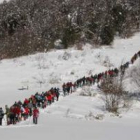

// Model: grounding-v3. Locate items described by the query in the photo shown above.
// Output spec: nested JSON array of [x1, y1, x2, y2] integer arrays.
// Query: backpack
[[20, 107, 25, 114]]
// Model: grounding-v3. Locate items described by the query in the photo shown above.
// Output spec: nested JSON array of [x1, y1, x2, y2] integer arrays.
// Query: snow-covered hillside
[[0, 33, 140, 107], [0, 33, 140, 140]]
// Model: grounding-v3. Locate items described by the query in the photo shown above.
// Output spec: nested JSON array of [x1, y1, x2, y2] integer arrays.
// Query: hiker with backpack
[[0, 107, 4, 125], [62, 83, 67, 96], [55, 88, 60, 101]]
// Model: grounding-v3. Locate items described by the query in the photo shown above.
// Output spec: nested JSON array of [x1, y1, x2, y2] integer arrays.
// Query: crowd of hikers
[[0, 50, 140, 126], [0, 88, 60, 126], [62, 51, 140, 92]]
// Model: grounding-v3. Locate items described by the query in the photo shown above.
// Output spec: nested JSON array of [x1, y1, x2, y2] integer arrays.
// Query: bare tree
[[100, 74, 127, 113], [130, 62, 140, 92], [33, 73, 46, 88]]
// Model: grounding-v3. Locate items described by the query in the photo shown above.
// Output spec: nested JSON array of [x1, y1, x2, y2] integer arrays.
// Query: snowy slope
[[0, 113, 140, 140], [0, 33, 140, 140], [0, 33, 140, 108]]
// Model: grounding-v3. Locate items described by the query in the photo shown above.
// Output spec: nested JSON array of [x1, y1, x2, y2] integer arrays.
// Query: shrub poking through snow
[[95, 114, 104, 120], [49, 76, 61, 84], [62, 52, 71, 60], [79, 86, 97, 97], [102, 56, 114, 68], [33, 73, 46, 87], [85, 111, 95, 120], [130, 62, 140, 92], [100, 76, 129, 113], [70, 71, 75, 75], [85, 112, 104, 120], [65, 108, 71, 117], [35, 54, 48, 69]]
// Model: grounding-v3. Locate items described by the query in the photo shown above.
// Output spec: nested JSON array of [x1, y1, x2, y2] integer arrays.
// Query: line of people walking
[[0, 50, 140, 126], [0, 87, 60, 126], [62, 50, 140, 95]]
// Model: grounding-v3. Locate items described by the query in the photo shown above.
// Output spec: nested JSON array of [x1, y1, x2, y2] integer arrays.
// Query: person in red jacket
[[47, 93, 52, 105], [33, 107, 39, 124], [14, 105, 21, 122], [24, 98, 29, 106], [24, 106, 29, 120]]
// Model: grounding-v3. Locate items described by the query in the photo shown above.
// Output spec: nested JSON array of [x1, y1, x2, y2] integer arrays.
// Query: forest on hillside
[[0, 0, 139, 58]]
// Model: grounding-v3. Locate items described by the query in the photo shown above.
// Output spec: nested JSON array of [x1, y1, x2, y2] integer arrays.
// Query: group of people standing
[[0, 50, 140, 126]]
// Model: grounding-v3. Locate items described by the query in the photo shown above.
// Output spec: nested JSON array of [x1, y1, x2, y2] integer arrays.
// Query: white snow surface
[[0, 33, 140, 140]]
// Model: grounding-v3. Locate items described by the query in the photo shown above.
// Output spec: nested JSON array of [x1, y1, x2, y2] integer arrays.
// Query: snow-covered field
[[0, 33, 140, 140]]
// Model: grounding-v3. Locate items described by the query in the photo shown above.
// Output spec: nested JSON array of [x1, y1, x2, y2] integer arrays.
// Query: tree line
[[0, 0, 139, 58]]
